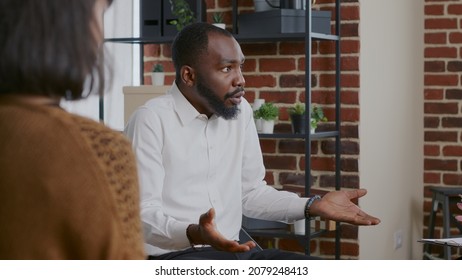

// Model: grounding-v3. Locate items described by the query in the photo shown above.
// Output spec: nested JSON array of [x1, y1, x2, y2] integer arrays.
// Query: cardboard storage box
[[238, 9, 331, 35], [123, 86, 167, 124]]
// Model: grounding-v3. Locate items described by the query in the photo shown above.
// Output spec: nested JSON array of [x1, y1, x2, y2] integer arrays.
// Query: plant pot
[[261, 119, 275, 134], [255, 118, 263, 133], [294, 219, 306, 235], [254, 0, 279, 12], [212, 23, 226, 29], [310, 118, 316, 134], [290, 113, 306, 134], [280, 0, 304, 9], [151, 72, 165, 86]]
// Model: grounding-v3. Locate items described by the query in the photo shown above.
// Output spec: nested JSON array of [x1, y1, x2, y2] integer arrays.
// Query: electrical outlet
[[394, 230, 403, 250]]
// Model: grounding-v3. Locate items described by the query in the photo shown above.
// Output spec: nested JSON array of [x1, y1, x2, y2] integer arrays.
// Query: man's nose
[[235, 69, 245, 88]]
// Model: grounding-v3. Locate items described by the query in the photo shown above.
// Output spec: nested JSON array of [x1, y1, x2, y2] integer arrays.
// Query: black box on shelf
[[312, 10, 331, 34], [238, 9, 331, 35], [140, 0, 162, 37]]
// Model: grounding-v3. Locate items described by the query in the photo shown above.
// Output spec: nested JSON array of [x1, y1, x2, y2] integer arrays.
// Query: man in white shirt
[[124, 22, 380, 260]]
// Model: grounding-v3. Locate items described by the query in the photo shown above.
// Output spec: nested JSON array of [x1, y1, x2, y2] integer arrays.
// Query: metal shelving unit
[[231, 0, 342, 258]]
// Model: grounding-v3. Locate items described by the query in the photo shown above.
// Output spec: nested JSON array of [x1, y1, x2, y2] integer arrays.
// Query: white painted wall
[[62, 0, 140, 131], [359, 0, 424, 259], [102, 0, 138, 130]]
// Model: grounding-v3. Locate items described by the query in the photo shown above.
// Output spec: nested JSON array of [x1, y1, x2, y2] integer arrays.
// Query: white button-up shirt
[[124, 84, 308, 256]]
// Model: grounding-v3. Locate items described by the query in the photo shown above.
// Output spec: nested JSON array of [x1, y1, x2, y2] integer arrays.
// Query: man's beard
[[196, 77, 242, 120]]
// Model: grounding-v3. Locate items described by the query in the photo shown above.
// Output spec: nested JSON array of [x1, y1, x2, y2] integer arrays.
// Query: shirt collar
[[169, 82, 209, 126]]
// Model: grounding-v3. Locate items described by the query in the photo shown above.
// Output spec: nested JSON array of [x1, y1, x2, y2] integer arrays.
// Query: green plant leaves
[[255, 102, 279, 121]]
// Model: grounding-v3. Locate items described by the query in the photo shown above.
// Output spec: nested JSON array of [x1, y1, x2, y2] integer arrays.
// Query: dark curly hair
[[0, 0, 113, 100]]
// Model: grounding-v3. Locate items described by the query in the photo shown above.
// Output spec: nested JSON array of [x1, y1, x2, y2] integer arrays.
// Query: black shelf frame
[[245, 227, 327, 249], [258, 131, 339, 140], [104, 32, 339, 44], [230, 0, 342, 258], [303, 0, 342, 260]]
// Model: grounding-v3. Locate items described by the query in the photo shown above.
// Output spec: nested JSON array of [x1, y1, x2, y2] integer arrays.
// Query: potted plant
[[252, 99, 265, 132], [255, 102, 279, 134], [151, 63, 165, 86], [212, 12, 225, 29], [288, 103, 327, 134], [169, 0, 195, 31], [288, 102, 306, 134], [254, 110, 262, 133], [310, 104, 327, 133]]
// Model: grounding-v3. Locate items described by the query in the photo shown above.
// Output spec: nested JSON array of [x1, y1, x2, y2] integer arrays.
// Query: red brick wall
[[423, 0, 462, 256], [143, 0, 361, 259]]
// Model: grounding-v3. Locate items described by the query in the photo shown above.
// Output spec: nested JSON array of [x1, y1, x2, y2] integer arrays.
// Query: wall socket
[[394, 229, 403, 250]]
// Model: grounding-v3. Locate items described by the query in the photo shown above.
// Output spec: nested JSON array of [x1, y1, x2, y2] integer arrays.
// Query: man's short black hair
[[171, 22, 234, 81]]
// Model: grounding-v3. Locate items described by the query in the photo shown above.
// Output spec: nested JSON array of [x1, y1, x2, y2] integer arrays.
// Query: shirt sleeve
[[240, 103, 308, 223], [124, 107, 190, 250]]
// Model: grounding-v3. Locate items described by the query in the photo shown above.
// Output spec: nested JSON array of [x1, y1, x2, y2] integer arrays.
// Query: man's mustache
[[224, 86, 244, 100]]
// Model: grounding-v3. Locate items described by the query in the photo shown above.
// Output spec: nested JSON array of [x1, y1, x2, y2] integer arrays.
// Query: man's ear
[[180, 65, 195, 87]]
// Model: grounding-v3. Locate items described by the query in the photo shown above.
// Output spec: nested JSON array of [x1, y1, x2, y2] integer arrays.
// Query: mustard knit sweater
[[0, 96, 145, 259]]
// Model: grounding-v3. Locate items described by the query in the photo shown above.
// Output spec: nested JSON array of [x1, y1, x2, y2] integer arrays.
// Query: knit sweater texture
[[0, 96, 145, 259]]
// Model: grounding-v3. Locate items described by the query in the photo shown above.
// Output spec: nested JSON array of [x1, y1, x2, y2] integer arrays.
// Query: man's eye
[[222, 67, 231, 73]]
